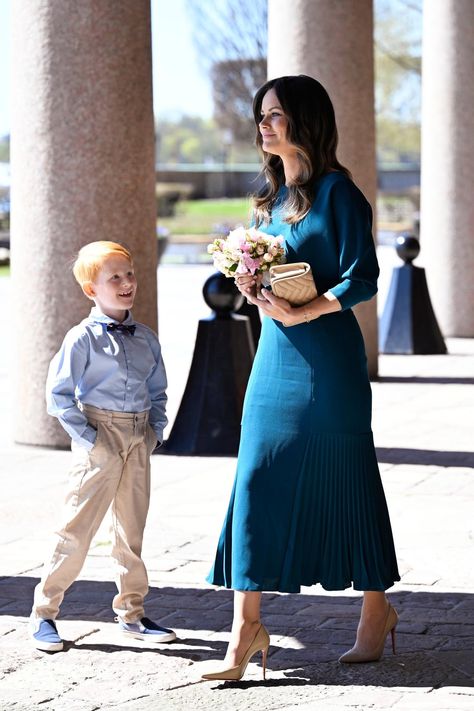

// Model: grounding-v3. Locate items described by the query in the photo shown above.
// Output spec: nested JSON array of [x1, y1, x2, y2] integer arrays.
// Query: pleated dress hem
[[206, 432, 400, 595], [205, 573, 400, 595]]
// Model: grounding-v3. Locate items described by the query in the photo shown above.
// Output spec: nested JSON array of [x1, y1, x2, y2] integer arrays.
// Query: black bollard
[[234, 298, 261, 351], [379, 234, 447, 354], [162, 272, 256, 456]]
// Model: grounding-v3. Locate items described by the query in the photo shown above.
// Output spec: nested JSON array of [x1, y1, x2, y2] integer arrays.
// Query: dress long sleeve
[[327, 179, 379, 311]]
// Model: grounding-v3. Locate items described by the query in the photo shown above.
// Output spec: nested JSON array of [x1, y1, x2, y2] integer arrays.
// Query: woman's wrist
[[296, 304, 319, 324], [282, 304, 319, 327], [282, 293, 341, 326]]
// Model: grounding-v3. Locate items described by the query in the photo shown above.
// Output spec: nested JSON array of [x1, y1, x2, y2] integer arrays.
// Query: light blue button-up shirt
[[46, 307, 168, 450]]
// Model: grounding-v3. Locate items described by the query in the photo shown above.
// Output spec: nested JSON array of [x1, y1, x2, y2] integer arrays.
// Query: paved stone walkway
[[0, 261, 473, 710]]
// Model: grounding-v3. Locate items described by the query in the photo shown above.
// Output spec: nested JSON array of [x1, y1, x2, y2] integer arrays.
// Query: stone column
[[268, 0, 378, 376], [11, 0, 157, 447], [420, 0, 474, 336]]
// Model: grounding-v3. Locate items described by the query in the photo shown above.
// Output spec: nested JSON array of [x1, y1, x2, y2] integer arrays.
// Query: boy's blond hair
[[73, 241, 133, 286]]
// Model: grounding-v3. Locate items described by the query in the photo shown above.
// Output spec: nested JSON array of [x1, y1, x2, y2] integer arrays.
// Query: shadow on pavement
[[378, 376, 474, 385], [375, 447, 474, 467], [1, 577, 473, 688], [64, 641, 214, 663]]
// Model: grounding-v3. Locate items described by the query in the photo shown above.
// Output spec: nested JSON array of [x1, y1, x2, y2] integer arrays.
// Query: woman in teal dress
[[202, 75, 399, 682]]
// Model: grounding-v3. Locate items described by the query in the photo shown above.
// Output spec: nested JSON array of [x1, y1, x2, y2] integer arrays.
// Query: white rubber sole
[[32, 638, 64, 652], [120, 629, 176, 644]]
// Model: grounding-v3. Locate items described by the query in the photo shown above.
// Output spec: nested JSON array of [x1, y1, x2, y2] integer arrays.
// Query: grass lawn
[[159, 195, 413, 239], [159, 197, 252, 236]]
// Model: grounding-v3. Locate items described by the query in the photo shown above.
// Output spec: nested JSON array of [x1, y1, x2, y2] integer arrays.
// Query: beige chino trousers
[[32, 405, 157, 623]]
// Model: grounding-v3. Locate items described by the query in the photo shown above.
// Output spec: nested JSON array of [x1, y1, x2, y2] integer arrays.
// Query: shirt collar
[[88, 306, 135, 327]]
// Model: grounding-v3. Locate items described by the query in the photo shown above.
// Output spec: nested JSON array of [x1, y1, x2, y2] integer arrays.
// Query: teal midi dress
[[207, 172, 400, 593]]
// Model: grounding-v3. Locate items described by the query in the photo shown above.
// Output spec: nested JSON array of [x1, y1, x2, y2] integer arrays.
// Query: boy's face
[[84, 254, 137, 321]]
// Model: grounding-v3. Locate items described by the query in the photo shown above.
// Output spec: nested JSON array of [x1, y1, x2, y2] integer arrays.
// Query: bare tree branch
[[398, 0, 422, 13], [375, 40, 421, 75], [186, 0, 267, 69], [186, 0, 267, 144], [186, 0, 422, 161]]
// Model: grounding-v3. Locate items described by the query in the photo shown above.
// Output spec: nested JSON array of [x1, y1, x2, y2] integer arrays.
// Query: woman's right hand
[[235, 273, 263, 299]]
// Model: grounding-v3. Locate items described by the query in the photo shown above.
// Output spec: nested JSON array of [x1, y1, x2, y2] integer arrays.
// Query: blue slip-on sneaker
[[30, 618, 64, 652], [116, 616, 176, 643]]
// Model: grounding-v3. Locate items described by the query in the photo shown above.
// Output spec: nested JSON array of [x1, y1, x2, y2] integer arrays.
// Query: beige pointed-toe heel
[[338, 604, 398, 663], [201, 623, 270, 681]]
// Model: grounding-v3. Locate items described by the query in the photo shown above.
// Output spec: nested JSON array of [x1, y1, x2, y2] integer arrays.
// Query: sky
[[0, 0, 214, 138], [0, 0, 10, 137], [151, 0, 213, 119]]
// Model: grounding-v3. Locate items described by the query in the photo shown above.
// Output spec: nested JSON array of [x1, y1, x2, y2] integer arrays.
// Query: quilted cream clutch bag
[[269, 262, 318, 306]]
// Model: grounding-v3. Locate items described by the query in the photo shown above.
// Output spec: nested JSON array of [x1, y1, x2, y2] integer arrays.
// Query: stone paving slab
[[0, 266, 473, 709]]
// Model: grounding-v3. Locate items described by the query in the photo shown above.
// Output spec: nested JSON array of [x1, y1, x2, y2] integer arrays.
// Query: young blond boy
[[30, 241, 175, 651]]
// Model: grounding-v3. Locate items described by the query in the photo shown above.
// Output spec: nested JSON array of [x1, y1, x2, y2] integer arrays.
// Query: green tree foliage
[[156, 116, 222, 164], [165, 0, 423, 166], [375, 0, 422, 162], [0, 135, 10, 162], [155, 115, 259, 165]]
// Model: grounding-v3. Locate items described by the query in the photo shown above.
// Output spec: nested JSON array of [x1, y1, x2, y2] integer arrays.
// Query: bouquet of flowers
[[208, 226, 286, 279]]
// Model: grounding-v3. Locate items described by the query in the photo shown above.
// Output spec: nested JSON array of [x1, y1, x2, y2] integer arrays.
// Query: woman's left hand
[[245, 287, 301, 326]]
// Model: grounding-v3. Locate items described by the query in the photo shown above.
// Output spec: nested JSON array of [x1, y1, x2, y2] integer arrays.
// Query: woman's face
[[259, 88, 296, 158]]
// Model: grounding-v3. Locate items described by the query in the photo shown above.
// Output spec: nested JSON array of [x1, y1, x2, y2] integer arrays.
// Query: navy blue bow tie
[[107, 323, 136, 335]]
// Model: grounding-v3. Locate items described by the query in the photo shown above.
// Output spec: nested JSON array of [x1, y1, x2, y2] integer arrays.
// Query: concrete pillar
[[420, 0, 474, 336], [11, 0, 157, 447], [268, 0, 378, 376]]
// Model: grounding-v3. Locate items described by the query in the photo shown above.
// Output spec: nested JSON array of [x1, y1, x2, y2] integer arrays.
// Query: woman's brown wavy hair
[[252, 75, 351, 226]]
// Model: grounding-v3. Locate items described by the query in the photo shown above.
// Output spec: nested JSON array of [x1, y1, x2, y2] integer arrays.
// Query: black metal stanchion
[[379, 234, 447, 354], [161, 272, 256, 456], [234, 299, 261, 351]]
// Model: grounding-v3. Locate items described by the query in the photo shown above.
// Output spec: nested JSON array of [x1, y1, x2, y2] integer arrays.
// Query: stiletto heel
[[262, 646, 268, 680], [338, 604, 399, 664], [390, 626, 396, 655], [201, 623, 270, 681]]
